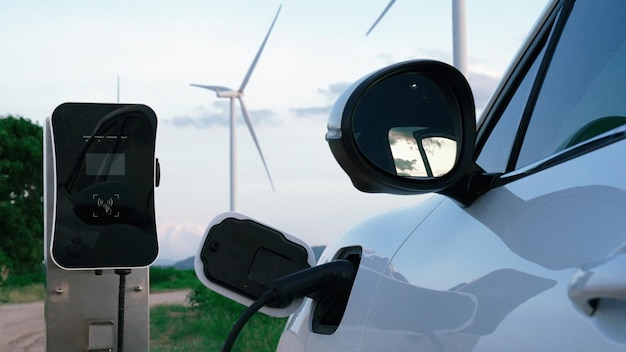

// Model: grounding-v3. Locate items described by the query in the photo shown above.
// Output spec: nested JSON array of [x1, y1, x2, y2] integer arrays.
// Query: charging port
[[311, 246, 362, 334]]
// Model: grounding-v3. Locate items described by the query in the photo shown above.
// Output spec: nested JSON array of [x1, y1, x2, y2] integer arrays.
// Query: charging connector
[[272, 259, 356, 308], [221, 259, 358, 352]]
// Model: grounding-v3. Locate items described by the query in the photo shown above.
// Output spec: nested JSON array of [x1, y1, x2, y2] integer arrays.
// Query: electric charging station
[[44, 103, 159, 351]]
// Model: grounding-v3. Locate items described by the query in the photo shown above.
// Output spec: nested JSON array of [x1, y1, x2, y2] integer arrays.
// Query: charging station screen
[[86, 153, 125, 176], [50, 103, 159, 269]]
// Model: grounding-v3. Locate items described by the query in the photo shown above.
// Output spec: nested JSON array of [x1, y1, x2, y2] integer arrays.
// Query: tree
[[0, 115, 43, 277]]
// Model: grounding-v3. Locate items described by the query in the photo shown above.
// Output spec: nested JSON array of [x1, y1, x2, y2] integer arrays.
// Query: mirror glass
[[388, 127, 457, 177], [352, 72, 462, 178]]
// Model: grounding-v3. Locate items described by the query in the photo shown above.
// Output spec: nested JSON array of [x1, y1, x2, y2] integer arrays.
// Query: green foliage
[[149, 267, 197, 292], [0, 283, 44, 304], [151, 283, 287, 351], [0, 115, 43, 277], [0, 262, 44, 304], [1, 268, 44, 287], [187, 281, 214, 308]]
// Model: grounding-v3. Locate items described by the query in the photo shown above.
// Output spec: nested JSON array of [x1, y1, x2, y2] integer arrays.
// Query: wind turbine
[[366, 0, 468, 76], [191, 5, 280, 211]]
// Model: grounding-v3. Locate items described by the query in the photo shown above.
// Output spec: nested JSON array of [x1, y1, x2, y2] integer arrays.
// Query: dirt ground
[[0, 290, 190, 352]]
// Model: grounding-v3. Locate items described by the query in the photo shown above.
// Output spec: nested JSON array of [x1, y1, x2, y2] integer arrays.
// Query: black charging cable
[[220, 259, 357, 352], [115, 268, 132, 352]]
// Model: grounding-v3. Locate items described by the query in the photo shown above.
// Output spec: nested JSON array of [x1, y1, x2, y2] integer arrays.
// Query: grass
[[150, 283, 287, 352], [0, 283, 45, 304], [0, 269, 45, 304], [149, 267, 287, 351]]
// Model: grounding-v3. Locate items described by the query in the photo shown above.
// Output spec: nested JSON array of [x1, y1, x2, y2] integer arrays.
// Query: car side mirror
[[194, 212, 316, 317], [326, 60, 477, 196]]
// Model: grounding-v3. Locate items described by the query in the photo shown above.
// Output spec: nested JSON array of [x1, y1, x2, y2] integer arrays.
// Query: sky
[[1, 0, 550, 261]]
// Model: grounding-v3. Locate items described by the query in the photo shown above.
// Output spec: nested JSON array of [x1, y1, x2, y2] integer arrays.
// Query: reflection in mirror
[[352, 72, 462, 179], [388, 127, 456, 177]]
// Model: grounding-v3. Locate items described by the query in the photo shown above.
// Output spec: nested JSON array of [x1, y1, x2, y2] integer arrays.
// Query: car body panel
[[280, 137, 626, 351], [279, 195, 443, 351]]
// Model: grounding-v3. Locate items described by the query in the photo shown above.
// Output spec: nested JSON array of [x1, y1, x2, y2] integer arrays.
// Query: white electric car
[[196, 0, 626, 350]]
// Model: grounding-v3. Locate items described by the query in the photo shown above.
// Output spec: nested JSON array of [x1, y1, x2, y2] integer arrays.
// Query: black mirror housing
[[326, 60, 476, 196]]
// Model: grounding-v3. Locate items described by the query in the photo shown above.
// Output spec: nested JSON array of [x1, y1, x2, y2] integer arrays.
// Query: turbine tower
[[366, 0, 468, 76], [191, 5, 280, 211]]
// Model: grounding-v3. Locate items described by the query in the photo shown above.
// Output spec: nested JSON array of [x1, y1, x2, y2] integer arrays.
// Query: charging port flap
[[195, 212, 316, 317]]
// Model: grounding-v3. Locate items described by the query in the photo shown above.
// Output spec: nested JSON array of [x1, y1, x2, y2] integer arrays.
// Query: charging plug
[[270, 259, 356, 308], [221, 259, 358, 352]]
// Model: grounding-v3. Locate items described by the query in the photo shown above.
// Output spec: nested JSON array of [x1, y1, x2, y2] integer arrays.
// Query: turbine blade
[[239, 4, 282, 92], [238, 97, 275, 191], [366, 0, 396, 36], [190, 84, 232, 93]]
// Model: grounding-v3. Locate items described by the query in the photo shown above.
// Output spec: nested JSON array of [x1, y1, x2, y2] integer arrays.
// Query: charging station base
[[45, 263, 149, 351]]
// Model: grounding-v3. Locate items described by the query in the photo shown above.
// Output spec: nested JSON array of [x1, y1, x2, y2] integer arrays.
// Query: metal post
[[452, 0, 468, 75]]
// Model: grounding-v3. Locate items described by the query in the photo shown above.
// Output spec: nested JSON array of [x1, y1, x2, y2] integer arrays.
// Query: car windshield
[[515, 0, 626, 168]]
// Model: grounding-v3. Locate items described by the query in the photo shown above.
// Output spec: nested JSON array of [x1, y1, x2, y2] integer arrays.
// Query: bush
[[188, 282, 214, 308], [149, 266, 197, 292], [1, 267, 44, 288]]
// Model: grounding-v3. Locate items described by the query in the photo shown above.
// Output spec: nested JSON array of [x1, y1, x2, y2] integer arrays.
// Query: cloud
[[168, 113, 228, 128], [157, 221, 205, 261], [317, 82, 352, 101], [166, 102, 278, 128], [290, 105, 332, 118], [466, 71, 499, 111], [288, 81, 351, 119]]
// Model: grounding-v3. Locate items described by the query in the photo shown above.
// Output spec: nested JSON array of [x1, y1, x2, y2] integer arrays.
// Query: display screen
[[86, 153, 125, 176]]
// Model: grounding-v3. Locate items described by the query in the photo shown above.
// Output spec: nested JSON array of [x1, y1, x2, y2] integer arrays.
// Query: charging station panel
[[49, 103, 159, 269]]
